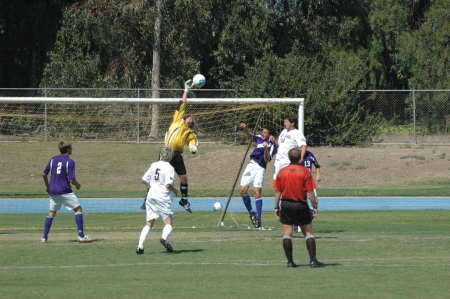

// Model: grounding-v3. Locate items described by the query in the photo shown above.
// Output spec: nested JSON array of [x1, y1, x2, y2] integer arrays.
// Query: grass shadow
[[170, 249, 204, 254], [67, 238, 104, 243]]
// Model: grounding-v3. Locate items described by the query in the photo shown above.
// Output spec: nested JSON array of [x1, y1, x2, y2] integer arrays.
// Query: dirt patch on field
[[187, 144, 450, 189], [0, 142, 448, 194]]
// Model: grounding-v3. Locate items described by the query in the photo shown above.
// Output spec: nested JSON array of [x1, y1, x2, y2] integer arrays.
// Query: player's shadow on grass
[[67, 238, 103, 243], [292, 235, 338, 239], [169, 249, 204, 254], [317, 229, 345, 234], [295, 263, 341, 268]]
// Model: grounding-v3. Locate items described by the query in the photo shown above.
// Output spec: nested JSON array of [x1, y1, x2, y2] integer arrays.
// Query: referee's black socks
[[180, 183, 188, 198], [305, 235, 317, 261], [282, 236, 294, 264]]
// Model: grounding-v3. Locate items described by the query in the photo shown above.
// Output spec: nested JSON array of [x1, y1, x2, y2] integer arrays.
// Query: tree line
[[1, 0, 448, 144]]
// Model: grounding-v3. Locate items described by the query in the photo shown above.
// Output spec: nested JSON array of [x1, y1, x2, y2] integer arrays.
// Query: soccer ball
[[193, 74, 206, 88], [213, 201, 222, 211]]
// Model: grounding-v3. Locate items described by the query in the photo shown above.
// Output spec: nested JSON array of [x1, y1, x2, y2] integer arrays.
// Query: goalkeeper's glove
[[184, 79, 194, 93], [189, 145, 197, 154]]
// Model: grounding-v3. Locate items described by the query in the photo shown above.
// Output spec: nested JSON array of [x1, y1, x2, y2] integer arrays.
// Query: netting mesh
[[0, 89, 298, 142]]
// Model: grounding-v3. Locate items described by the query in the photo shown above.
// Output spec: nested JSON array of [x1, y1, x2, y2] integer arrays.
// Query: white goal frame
[[0, 97, 305, 135]]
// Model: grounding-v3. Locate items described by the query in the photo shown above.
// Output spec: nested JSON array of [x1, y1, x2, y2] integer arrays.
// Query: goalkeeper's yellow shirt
[[164, 101, 198, 153]]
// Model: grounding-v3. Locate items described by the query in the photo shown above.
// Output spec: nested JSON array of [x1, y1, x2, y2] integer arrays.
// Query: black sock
[[306, 236, 316, 261], [283, 237, 294, 264], [180, 183, 188, 198]]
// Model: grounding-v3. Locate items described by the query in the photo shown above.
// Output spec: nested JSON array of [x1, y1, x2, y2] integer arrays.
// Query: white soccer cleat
[[41, 237, 47, 243], [78, 235, 90, 243]]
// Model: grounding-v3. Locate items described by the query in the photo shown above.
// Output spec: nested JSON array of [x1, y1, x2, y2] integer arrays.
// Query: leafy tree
[[235, 51, 381, 145]]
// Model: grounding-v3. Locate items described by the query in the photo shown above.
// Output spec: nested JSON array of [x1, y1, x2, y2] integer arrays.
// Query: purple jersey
[[301, 151, 320, 171], [250, 135, 277, 169], [43, 154, 76, 195]]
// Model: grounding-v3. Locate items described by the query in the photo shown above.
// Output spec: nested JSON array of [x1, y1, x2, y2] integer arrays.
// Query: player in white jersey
[[273, 116, 307, 180], [136, 147, 178, 254]]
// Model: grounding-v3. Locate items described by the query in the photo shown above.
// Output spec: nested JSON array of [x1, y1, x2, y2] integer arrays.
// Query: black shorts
[[279, 200, 312, 226], [170, 151, 186, 176]]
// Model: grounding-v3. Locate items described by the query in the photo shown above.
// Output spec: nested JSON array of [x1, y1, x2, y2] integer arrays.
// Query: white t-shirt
[[142, 161, 176, 202], [275, 128, 306, 163]]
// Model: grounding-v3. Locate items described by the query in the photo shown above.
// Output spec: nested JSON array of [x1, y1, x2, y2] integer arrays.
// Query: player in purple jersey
[[239, 123, 277, 228], [295, 150, 321, 233], [301, 150, 321, 182], [41, 141, 89, 243]]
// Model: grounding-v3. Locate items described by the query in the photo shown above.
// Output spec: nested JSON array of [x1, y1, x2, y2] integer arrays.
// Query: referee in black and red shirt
[[273, 148, 323, 268]]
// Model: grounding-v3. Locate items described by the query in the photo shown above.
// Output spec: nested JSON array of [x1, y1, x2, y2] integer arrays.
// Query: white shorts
[[273, 159, 290, 180], [146, 197, 173, 221], [49, 193, 81, 211], [240, 160, 265, 188]]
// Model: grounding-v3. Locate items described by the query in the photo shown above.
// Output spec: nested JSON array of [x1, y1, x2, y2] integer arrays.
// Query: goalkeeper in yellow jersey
[[164, 79, 198, 213]]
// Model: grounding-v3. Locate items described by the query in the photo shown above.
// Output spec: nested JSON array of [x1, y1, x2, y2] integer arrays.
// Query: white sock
[[161, 224, 173, 241], [138, 225, 151, 249]]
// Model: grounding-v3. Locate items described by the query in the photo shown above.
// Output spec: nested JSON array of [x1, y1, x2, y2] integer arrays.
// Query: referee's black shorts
[[279, 200, 312, 226], [170, 151, 187, 176]]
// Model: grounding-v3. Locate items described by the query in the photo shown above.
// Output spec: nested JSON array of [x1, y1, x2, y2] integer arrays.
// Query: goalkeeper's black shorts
[[170, 151, 186, 175], [279, 200, 312, 226]]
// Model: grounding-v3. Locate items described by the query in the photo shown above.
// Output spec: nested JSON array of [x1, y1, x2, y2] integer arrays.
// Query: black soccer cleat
[[179, 198, 192, 213], [310, 259, 324, 268], [255, 219, 262, 229], [136, 247, 144, 255], [249, 212, 257, 226], [160, 238, 174, 253], [287, 262, 298, 268]]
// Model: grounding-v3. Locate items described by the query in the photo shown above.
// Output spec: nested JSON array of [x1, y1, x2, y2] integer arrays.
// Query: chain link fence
[[0, 88, 448, 144], [359, 90, 449, 144]]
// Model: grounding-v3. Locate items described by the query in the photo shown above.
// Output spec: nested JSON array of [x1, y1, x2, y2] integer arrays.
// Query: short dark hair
[[262, 127, 272, 134], [288, 148, 301, 164], [284, 116, 297, 128], [58, 140, 72, 154]]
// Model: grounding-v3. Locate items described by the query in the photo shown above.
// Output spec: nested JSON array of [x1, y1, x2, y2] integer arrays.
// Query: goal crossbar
[[0, 97, 304, 104]]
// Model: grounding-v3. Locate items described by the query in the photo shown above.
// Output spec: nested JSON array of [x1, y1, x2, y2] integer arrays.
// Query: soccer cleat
[[41, 237, 47, 243], [160, 238, 174, 253], [255, 219, 262, 229], [287, 262, 298, 268], [249, 212, 257, 226], [179, 198, 192, 213], [78, 235, 90, 243], [310, 259, 324, 268], [136, 247, 144, 255]]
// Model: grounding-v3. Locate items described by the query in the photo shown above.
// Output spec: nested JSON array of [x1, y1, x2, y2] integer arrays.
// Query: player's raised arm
[[239, 123, 253, 138], [172, 80, 194, 122]]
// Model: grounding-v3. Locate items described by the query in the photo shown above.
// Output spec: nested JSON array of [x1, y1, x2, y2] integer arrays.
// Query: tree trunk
[[149, 0, 163, 139]]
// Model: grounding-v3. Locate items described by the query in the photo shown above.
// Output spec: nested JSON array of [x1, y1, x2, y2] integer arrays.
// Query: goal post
[[0, 95, 305, 142], [0, 97, 303, 104]]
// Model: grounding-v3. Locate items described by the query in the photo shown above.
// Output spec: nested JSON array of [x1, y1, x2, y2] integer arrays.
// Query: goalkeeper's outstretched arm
[[173, 79, 194, 122], [181, 79, 193, 103]]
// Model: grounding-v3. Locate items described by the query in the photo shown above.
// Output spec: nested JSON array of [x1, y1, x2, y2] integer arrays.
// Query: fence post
[[44, 88, 48, 142], [137, 89, 140, 144], [412, 89, 417, 144]]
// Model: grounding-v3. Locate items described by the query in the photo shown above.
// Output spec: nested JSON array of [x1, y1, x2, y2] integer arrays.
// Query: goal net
[[0, 89, 302, 142]]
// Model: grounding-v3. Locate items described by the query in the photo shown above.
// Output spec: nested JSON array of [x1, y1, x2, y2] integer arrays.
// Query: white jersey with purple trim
[[275, 128, 306, 163], [142, 161, 176, 202]]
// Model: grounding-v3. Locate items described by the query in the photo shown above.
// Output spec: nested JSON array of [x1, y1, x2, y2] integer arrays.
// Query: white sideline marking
[[0, 259, 448, 271], [0, 261, 276, 270]]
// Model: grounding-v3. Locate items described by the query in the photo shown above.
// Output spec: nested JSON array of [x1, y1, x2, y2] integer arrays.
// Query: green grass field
[[1, 210, 449, 299]]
